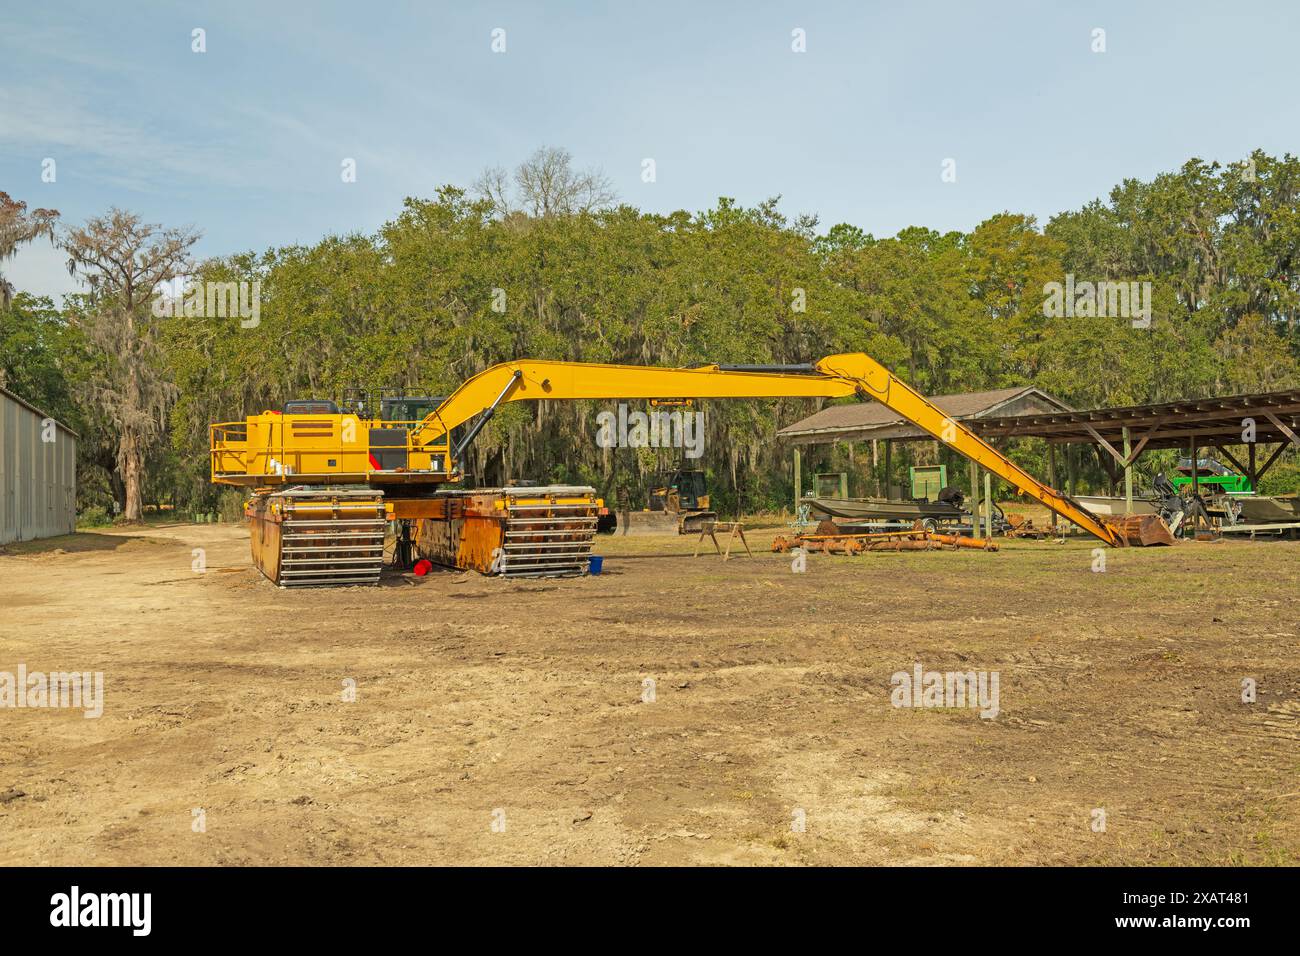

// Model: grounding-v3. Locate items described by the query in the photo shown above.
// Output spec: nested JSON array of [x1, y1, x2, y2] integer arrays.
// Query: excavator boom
[[412, 353, 1124, 546], [816, 354, 1125, 546]]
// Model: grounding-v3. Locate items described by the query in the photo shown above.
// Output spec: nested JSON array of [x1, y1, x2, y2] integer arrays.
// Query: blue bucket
[[588, 555, 604, 575]]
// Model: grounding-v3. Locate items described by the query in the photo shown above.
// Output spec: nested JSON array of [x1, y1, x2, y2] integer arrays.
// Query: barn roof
[[0, 385, 78, 438], [778, 386, 1072, 444]]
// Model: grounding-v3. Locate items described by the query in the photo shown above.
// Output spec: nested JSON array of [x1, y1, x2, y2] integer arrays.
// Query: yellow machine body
[[210, 415, 448, 485]]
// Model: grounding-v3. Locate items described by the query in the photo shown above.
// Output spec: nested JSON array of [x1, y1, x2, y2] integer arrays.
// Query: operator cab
[[281, 394, 449, 429], [380, 396, 446, 426]]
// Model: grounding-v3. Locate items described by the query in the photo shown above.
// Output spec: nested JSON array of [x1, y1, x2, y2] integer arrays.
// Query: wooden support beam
[[1123, 426, 1133, 513], [793, 448, 801, 514], [1214, 444, 1251, 479], [1190, 439, 1200, 532], [1047, 444, 1058, 529], [1082, 421, 1127, 467], [1093, 444, 1119, 489], [1125, 419, 1164, 465], [968, 458, 978, 522], [1264, 411, 1300, 449], [984, 471, 993, 539], [1255, 442, 1290, 483], [884, 441, 892, 498]]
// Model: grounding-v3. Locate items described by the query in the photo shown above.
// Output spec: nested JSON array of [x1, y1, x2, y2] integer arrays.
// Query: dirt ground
[[1, 518, 1297, 866]]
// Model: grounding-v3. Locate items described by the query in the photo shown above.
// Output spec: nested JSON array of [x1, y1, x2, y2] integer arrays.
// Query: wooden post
[[1067, 443, 1077, 497], [983, 472, 993, 539], [968, 458, 979, 532], [1248, 441, 1257, 489], [1047, 444, 1058, 530], [793, 448, 801, 514], [1123, 426, 1133, 514], [1190, 439, 1199, 532], [884, 441, 892, 498]]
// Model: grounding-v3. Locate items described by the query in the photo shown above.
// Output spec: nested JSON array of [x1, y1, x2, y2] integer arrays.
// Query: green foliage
[[0, 293, 82, 427], [1257, 462, 1300, 496], [6, 151, 1299, 512], [76, 505, 112, 528]]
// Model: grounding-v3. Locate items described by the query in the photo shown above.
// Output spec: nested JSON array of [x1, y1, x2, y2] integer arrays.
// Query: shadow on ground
[[0, 531, 141, 556]]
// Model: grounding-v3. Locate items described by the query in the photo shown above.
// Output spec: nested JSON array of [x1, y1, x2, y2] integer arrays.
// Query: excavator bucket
[[1103, 513, 1176, 547]]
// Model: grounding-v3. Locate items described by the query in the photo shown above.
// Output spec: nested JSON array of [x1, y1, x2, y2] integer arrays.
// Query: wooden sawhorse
[[693, 521, 753, 560]]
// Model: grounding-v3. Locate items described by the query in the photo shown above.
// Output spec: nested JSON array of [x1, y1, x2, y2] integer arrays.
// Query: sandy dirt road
[[1, 521, 1297, 865]]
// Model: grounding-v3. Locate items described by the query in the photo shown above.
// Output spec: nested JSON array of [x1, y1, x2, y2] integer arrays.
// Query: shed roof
[[0, 385, 79, 438], [971, 388, 1300, 448], [778, 386, 1072, 444]]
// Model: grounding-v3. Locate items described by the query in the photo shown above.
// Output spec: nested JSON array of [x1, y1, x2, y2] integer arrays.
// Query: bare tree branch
[[474, 147, 616, 219]]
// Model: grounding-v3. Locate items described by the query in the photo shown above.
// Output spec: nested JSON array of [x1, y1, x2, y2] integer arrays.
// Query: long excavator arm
[[413, 353, 1125, 547]]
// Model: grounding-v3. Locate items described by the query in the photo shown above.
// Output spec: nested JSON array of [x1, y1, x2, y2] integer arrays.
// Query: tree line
[[2, 147, 1298, 521]]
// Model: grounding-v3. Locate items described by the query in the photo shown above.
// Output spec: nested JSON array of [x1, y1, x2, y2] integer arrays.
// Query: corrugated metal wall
[[0, 388, 78, 545]]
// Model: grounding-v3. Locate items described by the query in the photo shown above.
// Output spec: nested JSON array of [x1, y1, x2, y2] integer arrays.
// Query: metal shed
[[0, 385, 78, 545]]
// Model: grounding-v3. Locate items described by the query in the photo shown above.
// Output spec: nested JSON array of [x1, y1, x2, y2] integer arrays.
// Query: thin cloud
[[0, 86, 250, 192]]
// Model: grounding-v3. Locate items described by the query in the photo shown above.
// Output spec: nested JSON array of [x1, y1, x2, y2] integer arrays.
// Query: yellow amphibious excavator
[[210, 352, 1156, 585]]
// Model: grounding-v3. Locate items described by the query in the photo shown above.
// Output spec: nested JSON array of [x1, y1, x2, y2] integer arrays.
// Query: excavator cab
[[331, 388, 446, 425], [368, 396, 449, 471], [380, 396, 445, 426]]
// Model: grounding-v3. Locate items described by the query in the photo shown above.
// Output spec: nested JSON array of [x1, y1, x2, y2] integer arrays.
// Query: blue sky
[[3, 0, 1297, 300]]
